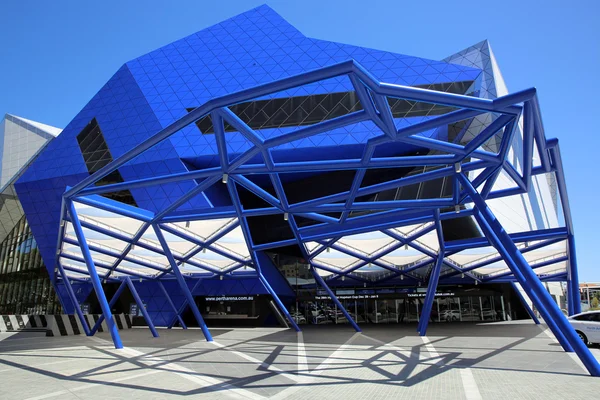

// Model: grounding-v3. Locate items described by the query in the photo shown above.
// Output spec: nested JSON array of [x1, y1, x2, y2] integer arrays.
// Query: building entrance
[[290, 292, 508, 325]]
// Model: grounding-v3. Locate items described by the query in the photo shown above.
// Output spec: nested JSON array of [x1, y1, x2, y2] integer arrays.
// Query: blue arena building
[[5, 5, 599, 376]]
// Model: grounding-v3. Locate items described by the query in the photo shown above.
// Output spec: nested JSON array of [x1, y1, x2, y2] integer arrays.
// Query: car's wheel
[[576, 330, 588, 345]]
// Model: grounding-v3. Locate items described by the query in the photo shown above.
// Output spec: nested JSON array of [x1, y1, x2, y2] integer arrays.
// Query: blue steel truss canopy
[[55, 57, 598, 373], [58, 194, 568, 284], [59, 59, 568, 285], [59, 197, 250, 280], [13, 5, 596, 375]]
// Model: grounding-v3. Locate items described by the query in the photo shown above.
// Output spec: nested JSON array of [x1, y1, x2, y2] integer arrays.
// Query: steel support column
[[474, 210, 572, 353], [153, 225, 213, 341], [67, 200, 123, 349], [311, 266, 361, 332], [567, 235, 581, 315], [549, 141, 581, 315], [90, 279, 128, 335], [283, 208, 361, 332], [459, 174, 600, 376], [510, 282, 540, 324], [167, 279, 204, 329], [125, 277, 159, 337], [257, 271, 301, 332], [418, 211, 445, 336], [89, 277, 159, 337], [56, 263, 91, 336], [158, 281, 187, 329], [226, 179, 301, 332]]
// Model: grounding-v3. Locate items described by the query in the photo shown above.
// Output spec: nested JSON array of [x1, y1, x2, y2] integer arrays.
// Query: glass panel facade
[[271, 254, 519, 326], [0, 215, 62, 314], [291, 292, 509, 326], [189, 80, 474, 134], [189, 91, 363, 134], [76, 118, 137, 206]]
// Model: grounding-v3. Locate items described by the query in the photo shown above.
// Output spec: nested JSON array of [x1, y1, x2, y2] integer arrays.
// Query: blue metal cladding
[[15, 5, 481, 282], [127, 6, 480, 157]]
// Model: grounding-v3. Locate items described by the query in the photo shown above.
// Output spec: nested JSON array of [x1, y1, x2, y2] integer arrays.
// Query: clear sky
[[1, 1, 599, 280]]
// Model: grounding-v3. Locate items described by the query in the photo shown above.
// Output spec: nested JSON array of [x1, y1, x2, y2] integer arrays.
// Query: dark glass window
[[76, 119, 137, 206], [77, 119, 112, 174], [0, 215, 62, 314], [189, 80, 474, 134], [189, 91, 362, 134], [574, 313, 600, 322]]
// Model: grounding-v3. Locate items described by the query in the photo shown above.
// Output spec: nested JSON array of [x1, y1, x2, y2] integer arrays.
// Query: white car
[[292, 313, 306, 324], [442, 310, 461, 321], [568, 311, 600, 345]]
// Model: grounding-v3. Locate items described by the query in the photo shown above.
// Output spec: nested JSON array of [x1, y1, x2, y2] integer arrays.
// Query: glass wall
[[76, 118, 137, 206], [271, 252, 513, 326], [292, 292, 508, 326], [189, 80, 473, 135], [0, 216, 61, 314]]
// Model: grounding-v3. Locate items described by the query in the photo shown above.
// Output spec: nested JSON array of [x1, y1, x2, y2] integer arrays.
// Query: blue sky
[[1, 1, 599, 280]]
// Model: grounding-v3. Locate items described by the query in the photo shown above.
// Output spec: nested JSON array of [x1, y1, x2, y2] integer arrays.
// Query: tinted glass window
[[588, 313, 600, 322], [0, 215, 62, 314], [190, 91, 363, 134], [574, 314, 593, 321], [76, 119, 137, 206], [189, 80, 474, 134]]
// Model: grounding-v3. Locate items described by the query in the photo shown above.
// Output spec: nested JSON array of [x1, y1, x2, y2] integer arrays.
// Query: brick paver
[[1, 321, 599, 399]]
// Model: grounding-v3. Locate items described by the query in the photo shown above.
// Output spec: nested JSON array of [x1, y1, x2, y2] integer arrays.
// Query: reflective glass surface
[[76, 119, 137, 206], [189, 80, 474, 134], [0, 216, 62, 314]]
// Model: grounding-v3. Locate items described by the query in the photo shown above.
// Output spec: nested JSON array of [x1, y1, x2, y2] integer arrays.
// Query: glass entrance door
[[438, 297, 461, 321], [375, 299, 397, 323]]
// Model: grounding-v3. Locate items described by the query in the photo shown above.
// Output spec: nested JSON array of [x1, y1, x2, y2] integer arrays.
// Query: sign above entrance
[[205, 296, 254, 302]]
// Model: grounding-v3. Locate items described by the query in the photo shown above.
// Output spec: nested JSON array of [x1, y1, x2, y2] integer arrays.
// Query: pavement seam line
[[84, 336, 264, 400], [297, 331, 309, 380], [211, 340, 301, 383], [269, 332, 362, 400], [420, 335, 440, 358], [460, 368, 482, 400], [421, 335, 482, 400], [23, 370, 163, 400], [119, 346, 266, 400]]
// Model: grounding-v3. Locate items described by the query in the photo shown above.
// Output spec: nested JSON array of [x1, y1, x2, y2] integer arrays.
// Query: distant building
[[0, 114, 62, 314], [580, 283, 600, 311]]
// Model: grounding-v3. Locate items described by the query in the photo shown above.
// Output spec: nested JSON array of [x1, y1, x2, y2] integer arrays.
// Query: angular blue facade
[[13, 5, 599, 376], [15, 6, 480, 279]]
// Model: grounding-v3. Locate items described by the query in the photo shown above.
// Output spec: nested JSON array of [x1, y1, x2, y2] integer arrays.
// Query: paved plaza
[[1, 321, 599, 399]]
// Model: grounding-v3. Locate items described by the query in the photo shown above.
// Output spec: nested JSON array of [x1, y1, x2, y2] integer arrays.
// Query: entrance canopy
[[59, 198, 250, 281]]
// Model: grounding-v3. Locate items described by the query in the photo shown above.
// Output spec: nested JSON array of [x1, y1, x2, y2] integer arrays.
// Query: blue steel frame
[[153, 225, 213, 342], [89, 276, 159, 338], [67, 200, 123, 349], [56, 261, 91, 336], [417, 210, 445, 336], [166, 279, 204, 329], [158, 281, 187, 329], [56, 60, 597, 375]]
